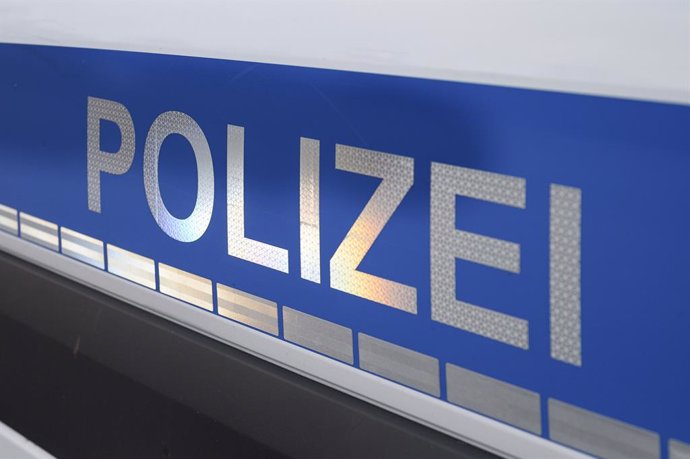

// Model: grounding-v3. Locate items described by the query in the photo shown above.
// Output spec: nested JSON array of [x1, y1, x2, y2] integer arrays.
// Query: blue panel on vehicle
[[0, 44, 688, 456]]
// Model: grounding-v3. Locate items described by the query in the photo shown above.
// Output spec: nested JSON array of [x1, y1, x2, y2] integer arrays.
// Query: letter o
[[144, 111, 214, 242]]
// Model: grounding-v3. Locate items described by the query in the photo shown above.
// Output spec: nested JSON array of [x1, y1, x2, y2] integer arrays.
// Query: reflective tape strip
[[0, 204, 18, 235], [0, 213, 18, 235], [670, 440, 690, 459], [106, 244, 156, 289], [19, 213, 58, 251], [159, 263, 213, 311], [20, 225, 57, 247], [446, 364, 541, 434], [60, 227, 104, 269], [1, 207, 675, 459], [0, 211, 651, 459], [217, 283, 278, 335], [358, 333, 439, 397], [0, 215, 17, 234], [548, 399, 659, 459], [0, 204, 15, 219], [283, 307, 353, 364]]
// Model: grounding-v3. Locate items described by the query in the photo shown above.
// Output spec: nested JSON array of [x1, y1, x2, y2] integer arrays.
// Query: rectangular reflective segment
[[283, 307, 353, 364], [19, 213, 58, 251], [60, 227, 105, 269], [159, 263, 213, 311], [446, 363, 541, 434], [217, 283, 278, 335], [0, 204, 18, 235], [548, 399, 659, 459], [670, 440, 690, 459], [359, 333, 439, 397], [106, 244, 156, 289]]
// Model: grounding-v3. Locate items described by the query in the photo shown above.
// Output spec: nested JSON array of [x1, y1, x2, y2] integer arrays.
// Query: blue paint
[[0, 43, 688, 445]]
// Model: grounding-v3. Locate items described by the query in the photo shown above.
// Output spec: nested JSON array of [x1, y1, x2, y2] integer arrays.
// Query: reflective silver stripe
[[358, 333, 439, 397], [106, 244, 156, 289], [61, 239, 103, 266], [548, 399, 659, 459], [61, 228, 102, 253], [60, 227, 104, 269], [217, 283, 278, 335], [0, 204, 18, 235], [19, 213, 58, 251], [20, 213, 57, 232], [283, 307, 353, 364], [670, 440, 690, 459], [0, 214, 17, 235], [159, 263, 213, 311], [446, 363, 541, 434], [0, 204, 15, 219]]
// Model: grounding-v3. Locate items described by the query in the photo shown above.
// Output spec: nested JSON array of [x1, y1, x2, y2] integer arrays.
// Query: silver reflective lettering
[[330, 145, 417, 314], [143, 111, 214, 243], [430, 163, 529, 349], [87, 97, 136, 213], [300, 137, 321, 283], [227, 125, 289, 273]]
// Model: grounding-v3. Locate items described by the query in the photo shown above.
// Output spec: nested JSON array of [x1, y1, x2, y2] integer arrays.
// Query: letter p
[[87, 97, 135, 213]]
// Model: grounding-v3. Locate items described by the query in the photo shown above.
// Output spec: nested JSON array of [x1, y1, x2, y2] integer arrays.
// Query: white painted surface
[[0, 421, 55, 459], [0, 0, 688, 104]]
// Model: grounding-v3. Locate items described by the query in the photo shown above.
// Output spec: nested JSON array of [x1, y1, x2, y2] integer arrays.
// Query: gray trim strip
[[0, 204, 17, 220], [217, 283, 278, 335], [359, 333, 439, 397], [20, 214, 57, 232], [19, 213, 58, 251], [0, 214, 18, 235], [670, 439, 690, 459], [106, 244, 156, 289], [283, 307, 353, 364], [446, 364, 541, 435], [548, 399, 659, 459], [159, 277, 213, 310], [60, 227, 104, 269], [60, 230, 103, 253]]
